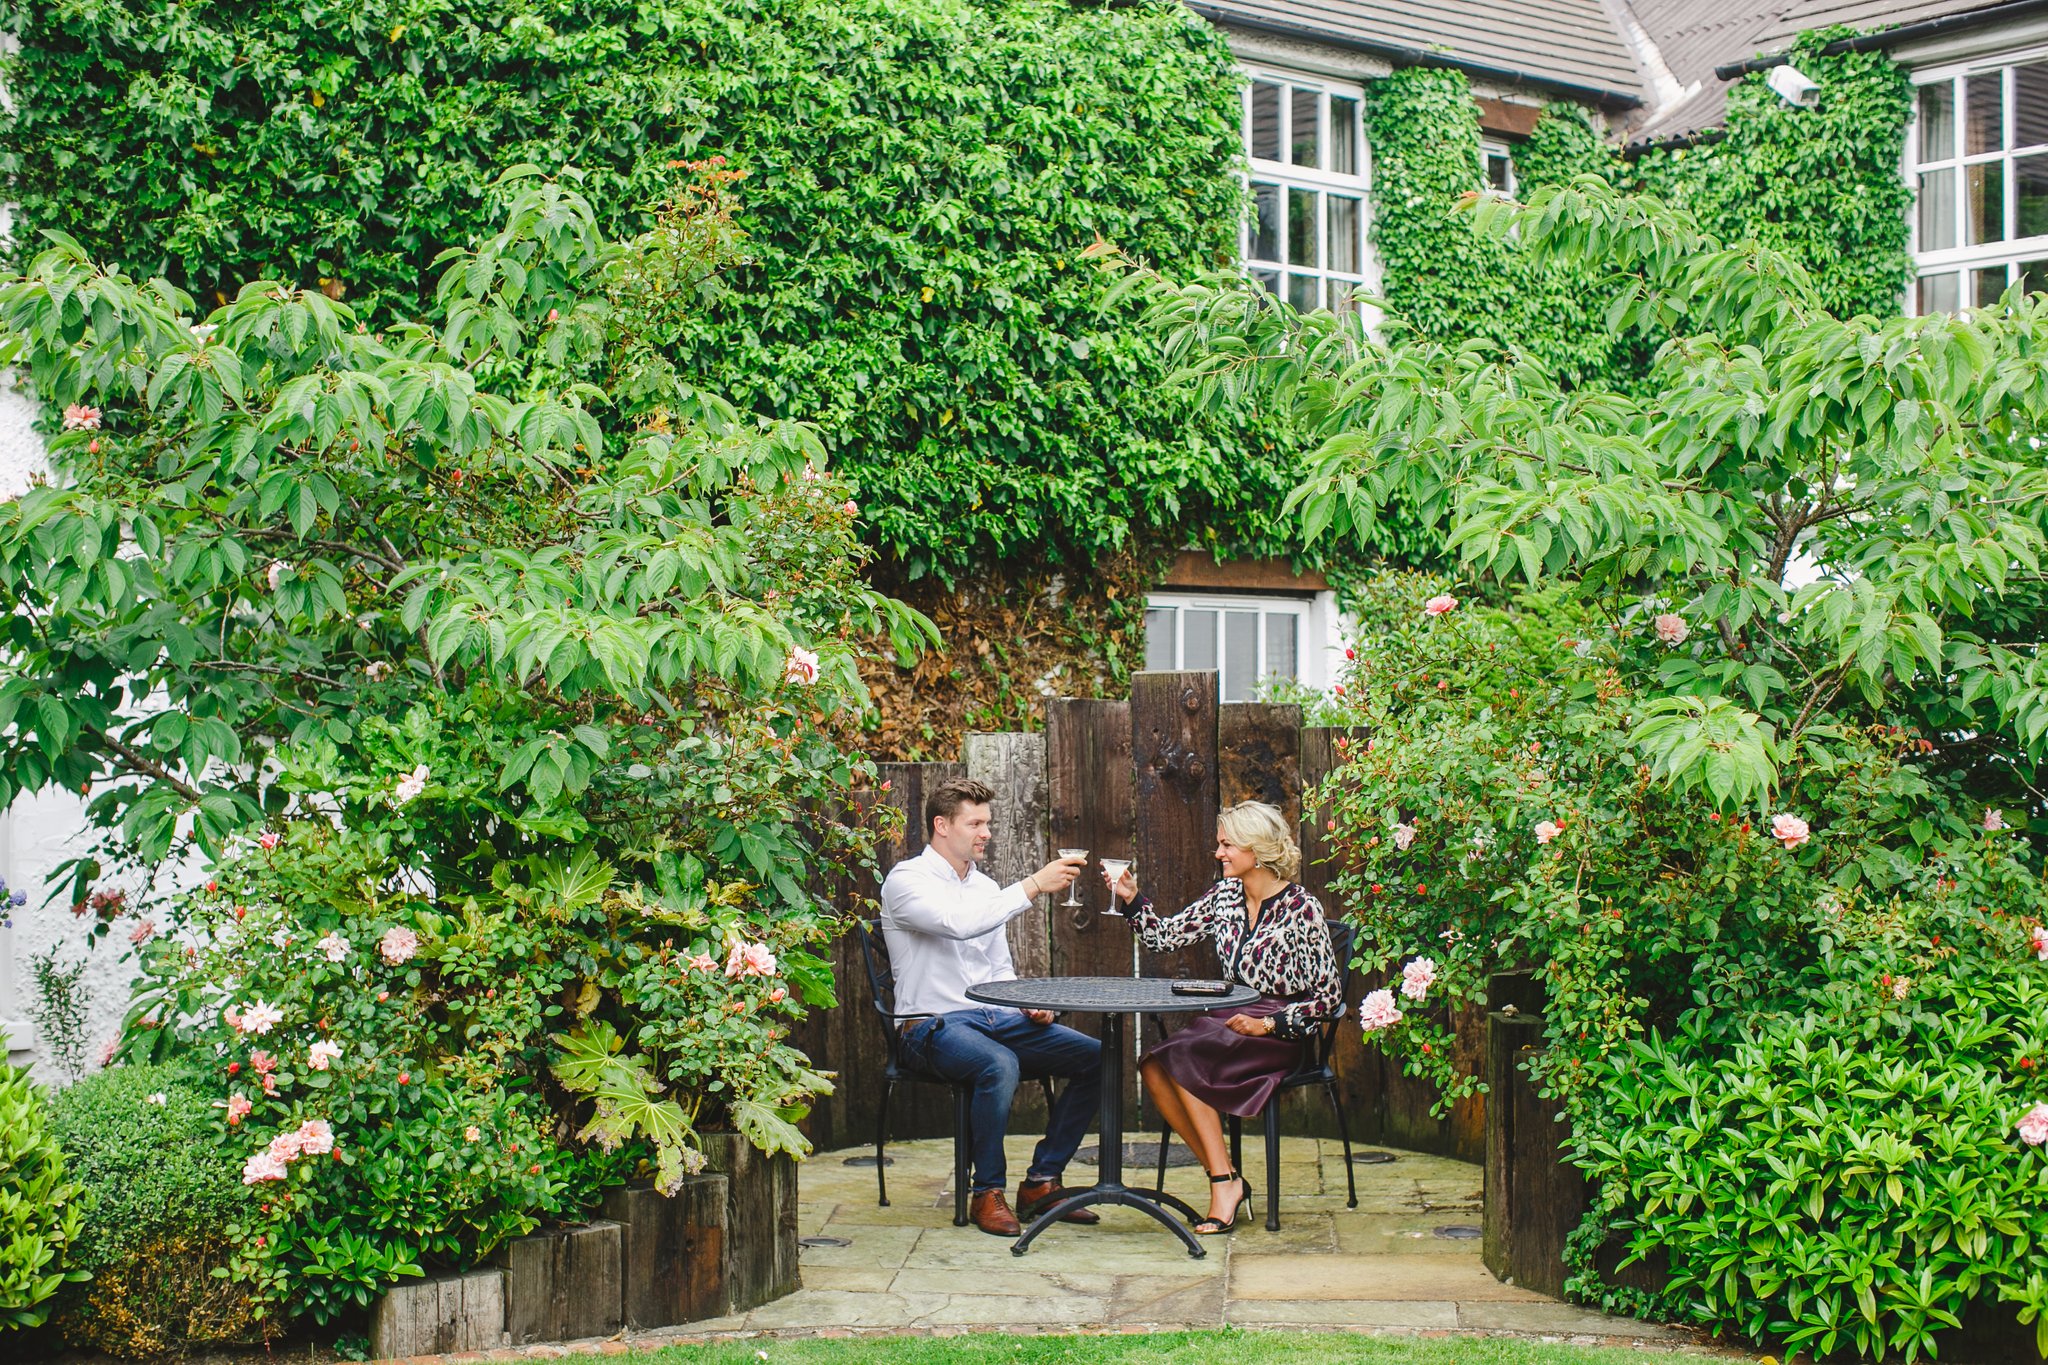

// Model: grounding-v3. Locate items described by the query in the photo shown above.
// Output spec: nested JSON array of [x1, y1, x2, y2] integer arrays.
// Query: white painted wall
[[0, 385, 133, 1080]]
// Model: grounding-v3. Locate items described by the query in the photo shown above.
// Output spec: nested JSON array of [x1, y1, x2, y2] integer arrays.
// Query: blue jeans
[[902, 1007, 1102, 1194]]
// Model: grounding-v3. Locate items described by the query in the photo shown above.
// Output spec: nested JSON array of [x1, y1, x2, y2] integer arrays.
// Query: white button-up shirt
[[879, 845, 1035, 1019]]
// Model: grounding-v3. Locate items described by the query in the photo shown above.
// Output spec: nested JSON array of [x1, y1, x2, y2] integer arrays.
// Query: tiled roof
[[1626, 0, 2026, 143], [1193, 0, 1647, 103]]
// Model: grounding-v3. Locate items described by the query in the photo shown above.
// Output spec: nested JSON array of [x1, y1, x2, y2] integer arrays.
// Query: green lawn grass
[[631, 1329, 1739, 1365]]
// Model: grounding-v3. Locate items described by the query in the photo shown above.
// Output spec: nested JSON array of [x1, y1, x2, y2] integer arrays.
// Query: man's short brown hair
[[926, 776, 996, 836]]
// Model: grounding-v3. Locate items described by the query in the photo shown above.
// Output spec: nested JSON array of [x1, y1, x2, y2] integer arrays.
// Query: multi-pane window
[[1243, 71, 1371, 313], [1143, 595, 1308, 702], [1910, 55, 2048, 311]]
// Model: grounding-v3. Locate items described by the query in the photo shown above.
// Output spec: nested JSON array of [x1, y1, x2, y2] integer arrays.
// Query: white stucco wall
[[0, 386, 136, 1081]]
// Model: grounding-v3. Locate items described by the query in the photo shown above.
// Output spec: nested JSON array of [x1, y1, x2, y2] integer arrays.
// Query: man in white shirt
[[880, 776, 1103, 1236]]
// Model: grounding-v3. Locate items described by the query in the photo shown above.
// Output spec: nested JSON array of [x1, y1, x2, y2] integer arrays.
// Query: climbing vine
[[1631, 29, 1914, 319], [1362, 69, 1625, 387], [1362, 37, 1913, 387]]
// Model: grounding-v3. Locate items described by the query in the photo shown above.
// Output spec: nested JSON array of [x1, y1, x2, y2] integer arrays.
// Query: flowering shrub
[[1313, 573, 2048, 1357], [0, 165, 928, 1322]]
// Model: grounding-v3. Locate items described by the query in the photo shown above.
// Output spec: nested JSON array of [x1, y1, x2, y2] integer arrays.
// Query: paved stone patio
[[677, 1135, 1703, 1346]]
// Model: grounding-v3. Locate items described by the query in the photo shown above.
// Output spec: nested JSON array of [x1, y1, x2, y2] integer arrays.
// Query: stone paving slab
[[757, 1135, 1697, 1347]]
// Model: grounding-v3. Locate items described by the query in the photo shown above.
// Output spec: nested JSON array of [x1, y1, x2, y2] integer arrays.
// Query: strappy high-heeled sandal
[[1190, 1170, 1253, 1235]]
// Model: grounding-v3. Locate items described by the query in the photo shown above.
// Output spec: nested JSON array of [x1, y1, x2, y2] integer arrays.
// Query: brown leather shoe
[[969, 1188, 1022, 1236], [1017, 1177, 1101, 1225]]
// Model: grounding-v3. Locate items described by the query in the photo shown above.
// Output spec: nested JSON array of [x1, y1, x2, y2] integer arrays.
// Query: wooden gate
[[787, 671, 1484, 1164]]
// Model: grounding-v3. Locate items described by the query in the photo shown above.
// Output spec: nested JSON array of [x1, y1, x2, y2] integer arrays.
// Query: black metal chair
[[1149, 918, 1360, 1231], [853, 920, 1052, 1227]]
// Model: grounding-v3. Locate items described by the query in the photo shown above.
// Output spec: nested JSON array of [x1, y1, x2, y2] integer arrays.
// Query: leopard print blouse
[[1128, 879, 1343, 1040]]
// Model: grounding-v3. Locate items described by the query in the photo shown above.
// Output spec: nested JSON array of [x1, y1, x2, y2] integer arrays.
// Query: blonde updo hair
[[1217, 800, 1301, 881]]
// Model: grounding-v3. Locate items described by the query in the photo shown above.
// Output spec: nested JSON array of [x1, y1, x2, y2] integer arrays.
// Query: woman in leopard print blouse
[[1107, 800, 1343, 1233]]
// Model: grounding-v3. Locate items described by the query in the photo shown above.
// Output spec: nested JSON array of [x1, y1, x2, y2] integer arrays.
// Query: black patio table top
[[966, 975, 1261, 1258]]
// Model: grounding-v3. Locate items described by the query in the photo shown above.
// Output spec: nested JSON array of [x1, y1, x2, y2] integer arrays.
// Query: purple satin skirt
[[1144, 995, 1304, 1119]]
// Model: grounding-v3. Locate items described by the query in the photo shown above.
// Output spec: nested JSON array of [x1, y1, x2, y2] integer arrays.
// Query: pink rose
[[259, 831, 281, 850], [1534, 820, 1561, 845], [1399, 956, 1437, 1002], [785, 646, 821, 686], [1392, 822, 1416, 851], [1357, 989, 1403, 1032], [725, 941, 778, 978], [379, 925, 419, 965], [250, 1049, 279, 1075], [2031, 925, 2048, 963], [768, 987, 787, 1004], [241, 1151, 289, 1184], [686, 952, 718, 973], [295, 1118, 335, 1155], [1422, 594, 1458, 617], [318, 932, 349, 963], [843, 499, 858, 516], [1986, 809, 2010, 832], [465, 1125, 482, 1142], [308, 1040, 343, 1071], [129, 919, 158, 946], [62, 403, 102, 431], [1770, 813, 1810, 850], [237, 999, 284, 1034], [2020, 1103, 2048, 1146], [97, 1038, 118, 1068], [267, 1130, 304, 1162], [1652, 613, 1689, 646], [224, 1094, 253, 1125]]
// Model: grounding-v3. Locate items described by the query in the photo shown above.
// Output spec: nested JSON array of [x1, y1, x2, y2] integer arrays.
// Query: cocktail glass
[[1057, 848, 1089, 906], [1098, 859, 1133, 916]]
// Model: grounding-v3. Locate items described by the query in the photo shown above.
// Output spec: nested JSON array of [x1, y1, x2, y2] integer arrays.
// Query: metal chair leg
[[1156, 1120, 1172, 1190], [1262, 1101, 1282, 1232], [1327, 1078, 1358, 1208], [875, 1078, 895, 1207], [952, 1085, 971, 1228]]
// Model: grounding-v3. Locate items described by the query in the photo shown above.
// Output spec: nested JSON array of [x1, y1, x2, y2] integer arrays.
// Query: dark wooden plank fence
[[790, 675, 1485, 1164]]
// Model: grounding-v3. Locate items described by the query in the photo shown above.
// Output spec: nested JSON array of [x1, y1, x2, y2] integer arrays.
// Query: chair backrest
[[852, 919, 895, 1018], [1306, 916, 1360, 1069]]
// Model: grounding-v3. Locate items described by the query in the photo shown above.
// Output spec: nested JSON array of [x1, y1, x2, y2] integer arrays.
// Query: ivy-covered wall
[[0, 0, 1306, 590], [1361, 40, 1913, 388], [1363, 70, 1625, 387], [1631, 32, 1914, 320]]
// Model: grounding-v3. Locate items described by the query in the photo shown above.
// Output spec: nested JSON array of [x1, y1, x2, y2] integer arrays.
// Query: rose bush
[[1311, 573, 2048, 1358], [0, 164, 931, 1323]]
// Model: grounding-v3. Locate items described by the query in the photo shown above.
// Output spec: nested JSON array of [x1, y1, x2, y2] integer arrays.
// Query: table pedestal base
[[1012, 1182, 1207, 1259]]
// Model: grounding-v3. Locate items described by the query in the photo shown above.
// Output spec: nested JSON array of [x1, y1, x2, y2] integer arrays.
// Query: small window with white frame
[[1143, 593, 1313, 702], [1482, 140, 1517, 196], [1241, 68, 1371, 314], [1909, 50, 2048, 311]]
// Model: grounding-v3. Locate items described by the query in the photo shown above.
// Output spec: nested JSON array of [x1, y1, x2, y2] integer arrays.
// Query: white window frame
[[1239, 64, 1375, 314], [1907, 44, 2048, 311], [1481, 139, 1518, 197], [1143, 591, 1339, 701]]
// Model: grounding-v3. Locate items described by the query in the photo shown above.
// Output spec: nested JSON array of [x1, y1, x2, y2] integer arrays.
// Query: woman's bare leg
[[1141, 1057, 1246, 1222]]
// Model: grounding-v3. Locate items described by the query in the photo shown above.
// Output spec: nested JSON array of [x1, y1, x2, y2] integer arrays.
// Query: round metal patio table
[[965, 974, 1260, 1260]]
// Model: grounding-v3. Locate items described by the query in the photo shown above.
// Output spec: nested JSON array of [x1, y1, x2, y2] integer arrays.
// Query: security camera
[[1766, 64, 1820, 107]]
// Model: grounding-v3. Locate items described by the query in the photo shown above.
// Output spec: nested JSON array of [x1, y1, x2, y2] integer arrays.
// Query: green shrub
[[46, 1063, 261, 1356], [1582, 961, 2048, 1362], [0, 1057, 85, 1331]]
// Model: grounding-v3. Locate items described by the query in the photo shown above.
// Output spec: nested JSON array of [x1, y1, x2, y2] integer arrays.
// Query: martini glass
[[1098, 858, 1133, 916], [1057, 848, 1089, 906]]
